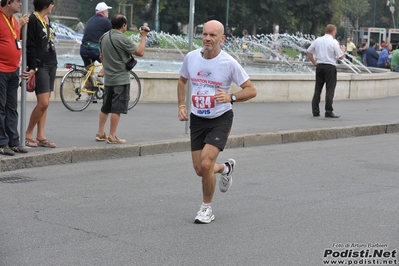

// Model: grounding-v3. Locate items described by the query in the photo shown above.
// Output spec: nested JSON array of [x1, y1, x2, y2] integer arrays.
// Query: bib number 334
[[192, 95, 215, 109]]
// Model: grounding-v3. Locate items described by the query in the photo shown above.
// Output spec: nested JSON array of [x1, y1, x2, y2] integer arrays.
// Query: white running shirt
[[179, 49, 249, 119]]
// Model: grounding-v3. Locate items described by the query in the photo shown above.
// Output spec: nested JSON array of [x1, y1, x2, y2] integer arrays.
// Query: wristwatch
[[230, 94, 237, 104]]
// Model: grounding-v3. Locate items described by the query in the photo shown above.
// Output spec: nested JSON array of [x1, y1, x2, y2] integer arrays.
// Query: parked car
[[50, 22, 83, 43]]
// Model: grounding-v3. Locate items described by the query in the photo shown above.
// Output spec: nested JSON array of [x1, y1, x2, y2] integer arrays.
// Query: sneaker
[[107, 136, 126, 144], [0, 146, 15, 156], [194, 205, 215, 224], [84, 95, 97, 103], [10, 145, 29, 153], [219, 158, 236, 193], [95, 133, 107, 141]]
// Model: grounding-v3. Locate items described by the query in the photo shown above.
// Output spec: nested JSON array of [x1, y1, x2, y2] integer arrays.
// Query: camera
[[140, 26, 150, 32], [49, 41, 56, 52]]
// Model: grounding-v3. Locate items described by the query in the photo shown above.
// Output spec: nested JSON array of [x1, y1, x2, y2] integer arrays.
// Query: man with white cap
[[80, 2, 112, 83]]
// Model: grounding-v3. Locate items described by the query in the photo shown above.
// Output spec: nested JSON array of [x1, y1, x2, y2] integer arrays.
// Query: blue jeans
[[392, 66, 399, 72], [0, 69, 20, 147]]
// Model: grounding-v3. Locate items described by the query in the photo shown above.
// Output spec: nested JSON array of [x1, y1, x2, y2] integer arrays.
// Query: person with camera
[[23, 0, 57, 148], [0, 0, 29, 155], [95, 13, 149, 144]]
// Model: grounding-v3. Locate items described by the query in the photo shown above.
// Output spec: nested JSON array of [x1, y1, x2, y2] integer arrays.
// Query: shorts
[[190, 110, 233, 151], [80, 45, 101, 66], [35, 64, 56, 95], [101, 84, 130, 114]]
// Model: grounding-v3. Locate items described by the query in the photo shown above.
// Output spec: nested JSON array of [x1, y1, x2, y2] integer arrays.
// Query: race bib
[[191, 95, 215, 109]]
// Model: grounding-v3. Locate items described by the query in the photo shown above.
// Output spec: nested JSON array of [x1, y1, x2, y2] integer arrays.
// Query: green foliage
[[125, 30, 135, 37], [75, 0, 399, 37], [282, 48, 300, 58]]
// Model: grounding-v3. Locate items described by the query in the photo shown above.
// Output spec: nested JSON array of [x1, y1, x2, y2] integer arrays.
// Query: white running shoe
[[219, 158, 236, 193], [194, 205, 215, 224]]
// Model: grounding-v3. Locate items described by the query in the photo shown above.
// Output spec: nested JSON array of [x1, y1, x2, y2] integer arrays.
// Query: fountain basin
[[20, 68, 399, 103], [24, 44, 399, 103]]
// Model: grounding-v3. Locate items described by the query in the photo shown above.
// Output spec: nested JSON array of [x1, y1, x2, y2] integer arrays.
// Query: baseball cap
[[95, 2, 112, 13]]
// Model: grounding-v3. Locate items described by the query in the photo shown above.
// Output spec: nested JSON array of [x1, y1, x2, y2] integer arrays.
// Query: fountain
[[38, 29, 399, 104]]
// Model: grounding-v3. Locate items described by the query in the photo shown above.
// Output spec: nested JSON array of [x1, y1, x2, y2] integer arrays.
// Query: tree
[[75, 0, 398, 38], [345, 0, 370, 30]]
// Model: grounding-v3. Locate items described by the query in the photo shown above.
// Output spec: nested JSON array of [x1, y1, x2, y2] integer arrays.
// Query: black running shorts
[[190, 110, 233, 151]]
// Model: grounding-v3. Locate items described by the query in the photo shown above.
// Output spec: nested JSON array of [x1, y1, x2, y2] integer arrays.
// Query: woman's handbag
[[26, 74, 36, 92]]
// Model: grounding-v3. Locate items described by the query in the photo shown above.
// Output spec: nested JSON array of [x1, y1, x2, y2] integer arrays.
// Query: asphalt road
[[3, 96, 399, 172], [1, 133, 398, 266]]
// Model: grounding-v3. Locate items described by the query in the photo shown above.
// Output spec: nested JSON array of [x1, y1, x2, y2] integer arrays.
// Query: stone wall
[[20, 70, 399, 103]]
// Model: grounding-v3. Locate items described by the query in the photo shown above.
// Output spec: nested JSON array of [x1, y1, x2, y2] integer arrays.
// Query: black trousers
[[312, 64, 337, 115], [0, 69, 20, 147], [346, 51, 353, 62]]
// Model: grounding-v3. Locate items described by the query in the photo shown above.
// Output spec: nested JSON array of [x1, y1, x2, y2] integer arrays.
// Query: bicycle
[[59, 62, 141, 112]]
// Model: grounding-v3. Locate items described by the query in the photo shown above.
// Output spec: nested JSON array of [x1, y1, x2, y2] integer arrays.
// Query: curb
[[1, 123, 399, 172]]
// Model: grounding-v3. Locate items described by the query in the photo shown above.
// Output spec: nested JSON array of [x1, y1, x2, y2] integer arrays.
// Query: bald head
[[201, 20, 226, 59], [203, 20, 224, 36]]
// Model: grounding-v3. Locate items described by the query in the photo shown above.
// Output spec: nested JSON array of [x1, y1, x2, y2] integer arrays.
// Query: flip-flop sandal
[[37, 138, 56, 148], [25, 138, 38, 147]]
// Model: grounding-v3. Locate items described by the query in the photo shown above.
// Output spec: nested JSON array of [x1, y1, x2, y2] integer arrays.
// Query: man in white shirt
[[306, 24, 346, 118]]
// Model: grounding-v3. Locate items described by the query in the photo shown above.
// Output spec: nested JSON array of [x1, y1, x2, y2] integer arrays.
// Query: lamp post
[[397, 0, 399, 28], [344, 0, 347, 40], [185, 0, 195, 133], [20, 0, 28, 144], [373, 0, 376, 27], [387, 0, 396, 28], [226, 0, 229, 29], [397, 1, 399, 28], [155, 0, 160, 32]]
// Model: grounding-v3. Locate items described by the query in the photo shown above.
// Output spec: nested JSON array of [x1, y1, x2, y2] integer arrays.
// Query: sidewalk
[[1, 96, 399, 172]]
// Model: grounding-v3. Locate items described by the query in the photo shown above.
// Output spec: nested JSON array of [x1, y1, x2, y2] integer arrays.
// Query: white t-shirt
[[179, 49, 249, 119], [307, 34, 343, 66]]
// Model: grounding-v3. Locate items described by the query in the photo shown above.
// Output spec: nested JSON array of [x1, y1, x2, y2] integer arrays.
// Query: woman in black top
[[23, 0, 56, 148]]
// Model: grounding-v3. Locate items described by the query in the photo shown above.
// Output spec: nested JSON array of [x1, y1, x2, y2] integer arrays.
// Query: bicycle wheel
[[128, 71, 141, 110], [60, 69, 94, 111]]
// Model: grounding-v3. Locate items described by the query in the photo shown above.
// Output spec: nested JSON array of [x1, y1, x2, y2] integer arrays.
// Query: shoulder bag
[[109, 30, 137, 71]]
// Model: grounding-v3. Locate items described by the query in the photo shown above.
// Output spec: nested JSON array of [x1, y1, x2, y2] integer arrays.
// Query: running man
[[177, 20, 257, 224]]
